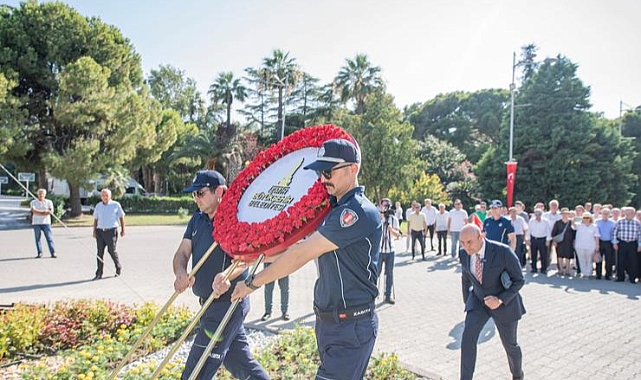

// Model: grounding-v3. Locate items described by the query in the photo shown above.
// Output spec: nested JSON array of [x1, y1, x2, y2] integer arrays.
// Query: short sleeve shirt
[[93, 200, 125, 228], [484, 216, 515, 245], [183, 211, 246, 301], [31, 199, 53, 225], [316, 187, 382, 310], [448, 209, 468, 232]]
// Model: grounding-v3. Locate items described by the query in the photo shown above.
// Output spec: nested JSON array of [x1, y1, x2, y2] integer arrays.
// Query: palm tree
[[208, 72, 247, 129], [261, 49, 300, 139], [334, 54, 384, 114]]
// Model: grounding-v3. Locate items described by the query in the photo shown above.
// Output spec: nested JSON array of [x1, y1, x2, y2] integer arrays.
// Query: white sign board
[[18, 172, 35, 182], [0, 176, 8, 184], [237, 147, 319, 223]]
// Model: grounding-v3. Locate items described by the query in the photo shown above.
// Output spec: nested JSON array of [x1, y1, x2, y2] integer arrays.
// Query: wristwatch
[[245, 274, 260, 290]]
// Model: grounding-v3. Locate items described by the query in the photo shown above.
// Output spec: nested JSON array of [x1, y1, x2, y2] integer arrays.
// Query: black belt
[[599, 240, 612, 243], [532, 236, 547, 240], [618, 240, 636, 244], [314, 303, 374, 323]]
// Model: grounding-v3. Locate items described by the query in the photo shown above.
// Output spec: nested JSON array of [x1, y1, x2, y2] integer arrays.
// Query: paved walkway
[[1, 226, 640, 379]]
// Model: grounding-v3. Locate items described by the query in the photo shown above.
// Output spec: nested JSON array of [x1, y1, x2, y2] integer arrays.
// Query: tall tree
[[475, 56, 636, 207], [208, 71, 247, 129], [0, 73, 27, 158], [46, 57, 157, 215], [261, 49, 300, 141], [0, 2, 145, 199], [340, 91, 417, 201], [620, 109, 641, 207], [334, 54, 384, 114], [147, 64, 206, 125], [406, 89, 508, 162]]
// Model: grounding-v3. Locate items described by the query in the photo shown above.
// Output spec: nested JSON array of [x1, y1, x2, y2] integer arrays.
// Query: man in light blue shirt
[[92, 188, 126, 280], [595, 208, 615, 280]]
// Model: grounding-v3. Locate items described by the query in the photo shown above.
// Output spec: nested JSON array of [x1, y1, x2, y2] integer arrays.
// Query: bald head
[[460, 224, 485, 255]]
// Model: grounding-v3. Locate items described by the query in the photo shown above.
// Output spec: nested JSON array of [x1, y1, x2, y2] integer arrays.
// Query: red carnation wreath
[[213, 124, 354, 260]]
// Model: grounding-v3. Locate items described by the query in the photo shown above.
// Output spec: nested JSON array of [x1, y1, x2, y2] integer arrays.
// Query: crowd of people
[[390, 198, 641, 284]]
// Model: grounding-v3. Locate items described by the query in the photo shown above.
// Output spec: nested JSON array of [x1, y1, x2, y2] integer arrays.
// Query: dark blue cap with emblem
[[303, 138, 361, 172], [183, 170, 226, 193]]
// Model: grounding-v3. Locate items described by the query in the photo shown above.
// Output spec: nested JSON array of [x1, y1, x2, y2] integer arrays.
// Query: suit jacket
[[460, 239, 526, 323]]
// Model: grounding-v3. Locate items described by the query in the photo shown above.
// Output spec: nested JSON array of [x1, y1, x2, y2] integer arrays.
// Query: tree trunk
[[226, 100, 232, 130], [153, 171, 163, 195], [38, 167, 48, 190], [142, 166, 153, 193], [68, 182, 83, 217]]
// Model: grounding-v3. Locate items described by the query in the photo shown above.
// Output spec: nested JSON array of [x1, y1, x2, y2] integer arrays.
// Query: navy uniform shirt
[[315, 187, 382, 311], [183, 211, 247, 301], [483, 216, 515, 246]]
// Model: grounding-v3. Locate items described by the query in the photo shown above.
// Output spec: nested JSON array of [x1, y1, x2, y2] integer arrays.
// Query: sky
[[7, 0, 641, 119]]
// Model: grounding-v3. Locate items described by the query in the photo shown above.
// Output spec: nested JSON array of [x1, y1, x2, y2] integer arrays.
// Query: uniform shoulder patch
[[340, 208, 359, 228]]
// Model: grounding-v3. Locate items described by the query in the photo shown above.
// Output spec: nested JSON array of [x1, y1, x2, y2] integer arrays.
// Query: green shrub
[[0, 304, 47, 359], [86, 195, 197, 214]]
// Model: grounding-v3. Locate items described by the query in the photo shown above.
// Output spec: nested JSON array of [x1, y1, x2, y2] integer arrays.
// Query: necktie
[[475, 254, 483, 283]]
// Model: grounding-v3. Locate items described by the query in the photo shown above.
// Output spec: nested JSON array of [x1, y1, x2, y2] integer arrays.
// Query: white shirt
[[574, 223, 600, 251], [435, 211, 449, 231], [93, 200, 125, 229], [421, 206, 437, 225], [527, 217, 552, 240], [510, 215, 528, 235], [448, 209, 468, 232], [543, 211, 562, 230], [31, 198, 53, 225]]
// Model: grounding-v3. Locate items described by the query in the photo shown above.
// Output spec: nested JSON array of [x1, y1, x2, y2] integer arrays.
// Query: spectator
[[421, 199, 437, 251], [573, 212, 600, 279], [595, 208, 615, 280], [448, 199, 468, 259], [394, 201, 404, 224], [611, 208, 621, 222], [612, 207, 641, 283], [515, 201, 529, 222], [526, 209, 551, 274], [261, 262, 290, 321], [474, 201, 488, 223], [30, 188, 56, 258], [378, 198, 400, 304], [551, 208, 575, 276], [584, 202, 592, 214], [405, 204, 413, 252], [509, 207, 528, 267], [407, 201, 427, 260], [592, 203, 602, 217], [435, 203, 449, 256]]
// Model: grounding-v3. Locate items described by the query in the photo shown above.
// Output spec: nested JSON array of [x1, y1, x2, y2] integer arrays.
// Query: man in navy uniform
[[173, 170, 269, 380], [231, 138, 382, 380], [459, 224, 525, 380], [483, 199, 516, 251]]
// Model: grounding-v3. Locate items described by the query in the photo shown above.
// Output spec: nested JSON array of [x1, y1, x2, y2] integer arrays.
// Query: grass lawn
[[55, 214, 189, 227]]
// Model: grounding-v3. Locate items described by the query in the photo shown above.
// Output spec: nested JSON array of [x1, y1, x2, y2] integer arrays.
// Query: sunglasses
[[316, 164, 353, 180], [192, 188, 211, 198]]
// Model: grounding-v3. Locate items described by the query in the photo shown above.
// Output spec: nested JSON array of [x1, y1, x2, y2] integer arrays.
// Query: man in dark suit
[[459, 224, 525, 380]]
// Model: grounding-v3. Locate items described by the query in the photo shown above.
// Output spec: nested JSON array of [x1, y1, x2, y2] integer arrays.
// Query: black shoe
[[92, 275, 102, 281], [260, 313, 271, 321], [51, 253, 57, 258], [385, 297, 396, 305], [615, 279, 624, 282], [116, 269, 121, 277], [530, 269, 538, 273], [282, 313, 290, 321], [36, 253, 42, 258]]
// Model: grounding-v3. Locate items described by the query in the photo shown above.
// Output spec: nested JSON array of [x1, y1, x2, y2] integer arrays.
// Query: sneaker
[[260, 313, 271, 322], [282, 313, 290, 321], [384, 298, 396, 305], [92, 275, 102, 281], [51, 253, 57, 258], [36, 253, 42, 258]]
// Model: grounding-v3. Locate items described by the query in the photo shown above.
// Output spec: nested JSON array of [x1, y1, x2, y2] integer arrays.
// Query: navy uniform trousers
[[181, 297, 269, 380]]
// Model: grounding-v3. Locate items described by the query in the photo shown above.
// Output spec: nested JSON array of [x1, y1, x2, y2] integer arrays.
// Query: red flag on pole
[[506, 161, 517, 207]]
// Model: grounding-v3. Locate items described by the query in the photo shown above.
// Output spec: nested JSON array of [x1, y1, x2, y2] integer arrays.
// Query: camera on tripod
[[380, 199, 395, 219]]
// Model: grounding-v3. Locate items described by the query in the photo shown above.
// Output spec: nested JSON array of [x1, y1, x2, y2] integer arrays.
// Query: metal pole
[[280, 76, 288, 141], [509, 51, 516, 163]]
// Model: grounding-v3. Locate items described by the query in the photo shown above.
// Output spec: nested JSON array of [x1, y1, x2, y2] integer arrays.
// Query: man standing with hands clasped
[[232, 138, 382, 380], [459, 224, 525, 380]]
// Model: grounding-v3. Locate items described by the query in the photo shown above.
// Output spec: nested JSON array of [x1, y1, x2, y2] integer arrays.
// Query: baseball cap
[[489, 199, 503, 208], [303, 139, 361, 172], [183, 170, 226, 193]]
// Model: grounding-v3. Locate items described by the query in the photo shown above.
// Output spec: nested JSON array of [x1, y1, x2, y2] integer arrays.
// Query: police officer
[[172, 170, 269, 380], [232, 138, 382, 380], [483, 199, 516, 251]]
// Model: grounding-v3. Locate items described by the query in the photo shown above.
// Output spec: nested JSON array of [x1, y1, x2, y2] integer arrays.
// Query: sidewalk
[[1, 226, 640, 379]]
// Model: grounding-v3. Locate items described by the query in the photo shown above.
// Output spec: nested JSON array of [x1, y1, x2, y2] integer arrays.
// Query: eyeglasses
[[192, 188, 211, 198], [316, 164, 353, 180]]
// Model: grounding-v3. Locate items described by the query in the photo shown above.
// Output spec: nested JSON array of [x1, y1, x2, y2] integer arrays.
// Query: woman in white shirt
[[573, 212, 600, 279]]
